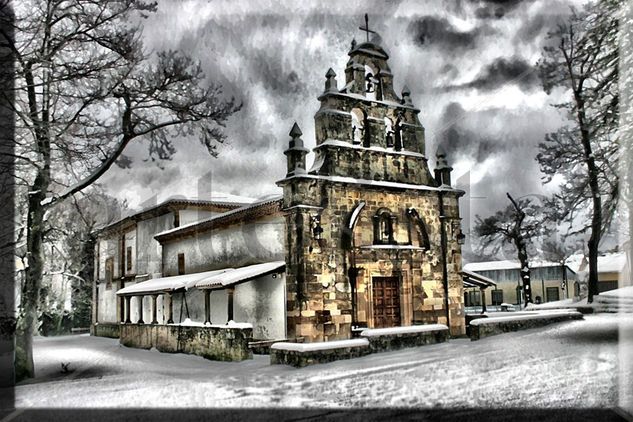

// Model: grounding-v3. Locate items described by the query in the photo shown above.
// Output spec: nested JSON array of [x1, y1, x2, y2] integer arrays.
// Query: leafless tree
[[0, 0, 240, 380], [536, 0, 621, 303]]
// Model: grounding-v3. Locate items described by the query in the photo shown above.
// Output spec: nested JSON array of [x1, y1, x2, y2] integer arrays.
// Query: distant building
[[569, 252, 629, 294], [463, 260, 577, 308]]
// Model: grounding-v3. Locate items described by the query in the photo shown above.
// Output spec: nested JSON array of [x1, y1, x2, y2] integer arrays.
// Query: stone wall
[[283, 178, 466, 342], [360, 325, 449, 352], [92, 322, 120, 338], [119, 323, 253, 361], [270, 339, 371, 367], [469, 311, 583, 341]]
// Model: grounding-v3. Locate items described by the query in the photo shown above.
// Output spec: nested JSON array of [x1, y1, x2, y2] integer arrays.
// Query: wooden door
[[372, 276, 401, 328]]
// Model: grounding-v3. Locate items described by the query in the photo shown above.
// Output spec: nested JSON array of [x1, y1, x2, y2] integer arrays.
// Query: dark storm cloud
[[472, 0, 532, 19], [247, 50, 306, 96], [409, 16, 488, 50], [444, 57, 539, 92], [467, 56, 539, 91], [436, 102, 498, 162]]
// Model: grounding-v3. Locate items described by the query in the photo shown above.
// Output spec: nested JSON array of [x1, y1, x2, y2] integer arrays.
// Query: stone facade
[[278, 35, 466, 342], [119, 323, 253, 361]]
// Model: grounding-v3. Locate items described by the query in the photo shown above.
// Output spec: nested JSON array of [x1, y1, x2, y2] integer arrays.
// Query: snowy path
[[8, 314, 633, 409]]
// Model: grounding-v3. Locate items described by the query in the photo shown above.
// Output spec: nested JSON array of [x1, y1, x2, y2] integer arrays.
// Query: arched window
[[384, 117, 394, 148], [373, 208, 396, 245], [364, 65, 378, 101], [350, 108, 365, 145]]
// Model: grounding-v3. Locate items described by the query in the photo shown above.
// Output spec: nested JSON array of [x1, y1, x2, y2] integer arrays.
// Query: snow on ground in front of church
[[10, 313, 633, 409]]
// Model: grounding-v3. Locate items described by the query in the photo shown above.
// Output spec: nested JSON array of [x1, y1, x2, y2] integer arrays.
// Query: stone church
[[92, 24, 466, 356]]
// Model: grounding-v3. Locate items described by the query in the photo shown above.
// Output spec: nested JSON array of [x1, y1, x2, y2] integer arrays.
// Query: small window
[[105, 257, 114, 290], [126, 246, 132, 272], [174, 212, 180, 228], [178, 253, 185, 275], [373, 209, 395, 245], [491, 289, 503, 306]]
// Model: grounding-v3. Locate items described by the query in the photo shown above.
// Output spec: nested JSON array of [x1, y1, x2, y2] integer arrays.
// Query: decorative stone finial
[[434, 146, 453, 186], [436, 145, 447, 159], [401, 85, 413, 106], [284, 122, 309, 177], [350, 38, 357, 50], [289, 122, 302, 138], [324, 68, 338, 93]]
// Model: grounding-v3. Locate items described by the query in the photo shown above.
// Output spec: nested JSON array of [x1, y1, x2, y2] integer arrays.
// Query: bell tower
[[278, 16, 466, 343]]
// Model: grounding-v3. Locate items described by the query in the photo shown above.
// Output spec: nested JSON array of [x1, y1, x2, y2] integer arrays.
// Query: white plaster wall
[[97, 283, 118, 323], [178, 209, 219, 226], [209, 289, 228, 324], [98, 237, 120, 280], [162, 216, 285, 275], [234, 274, 286, 340], [136, 213, 174, 277]]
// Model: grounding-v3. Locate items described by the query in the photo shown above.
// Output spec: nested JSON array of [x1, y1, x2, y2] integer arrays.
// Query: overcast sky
[[100, 0, 585, 242]]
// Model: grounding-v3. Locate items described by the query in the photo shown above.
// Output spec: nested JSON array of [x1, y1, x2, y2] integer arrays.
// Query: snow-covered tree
[[536, 0, 621, 303], [0, 0, 240, 381], [474, 193, 543, 305]]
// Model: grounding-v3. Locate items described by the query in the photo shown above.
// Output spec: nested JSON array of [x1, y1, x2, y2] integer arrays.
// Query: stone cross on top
[[358, 13, 376, 43]]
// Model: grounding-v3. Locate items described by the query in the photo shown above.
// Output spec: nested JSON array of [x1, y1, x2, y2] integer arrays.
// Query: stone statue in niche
[[351, 109, 365, 145], [394, 112, 404, 151]]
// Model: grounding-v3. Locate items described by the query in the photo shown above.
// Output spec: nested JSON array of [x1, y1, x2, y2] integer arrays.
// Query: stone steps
[[594, 294, 633, 313]]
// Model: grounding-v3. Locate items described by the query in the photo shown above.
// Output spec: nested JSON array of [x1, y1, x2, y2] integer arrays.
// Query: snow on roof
[[157, 192, 256, 206], [462, 269, 496, 288], [279, 174, 461, 194], [118, 261, 285, 295], [464, 259, 569, 272], [360, 244, 427, 250], [360, 324, 448, 337], [270, 338, 369, 352], [98, 192, 258, 233], [597, 253, 626, 273], [315, 139, 426, 159], [154, 195, 283, 238], [195, 261, 285, 289], [116, 268, 232, 296]]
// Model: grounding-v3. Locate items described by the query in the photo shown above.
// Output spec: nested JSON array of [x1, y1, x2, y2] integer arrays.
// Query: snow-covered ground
[[7, 314, 633, 410]]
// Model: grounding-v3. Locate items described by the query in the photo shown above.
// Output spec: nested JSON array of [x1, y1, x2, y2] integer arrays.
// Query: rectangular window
[[174, 212, 180, 228], [491, 289, 504, 306], [178, 253, 185, 275], [126, 246, 132, 272], [546, 287, 560, 302], [105, 257, 114, 290]]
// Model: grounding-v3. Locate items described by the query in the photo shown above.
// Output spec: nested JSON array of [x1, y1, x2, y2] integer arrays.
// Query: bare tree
[[474, 193, 542, 306], [0, 0, 240, 381], [536, 1, 621, 303]]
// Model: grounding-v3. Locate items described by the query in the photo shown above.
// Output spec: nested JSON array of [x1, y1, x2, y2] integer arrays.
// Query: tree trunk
[[15, 175, 47, 381], [574, 93, 602, 303], [516, 238, 532, 306]]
